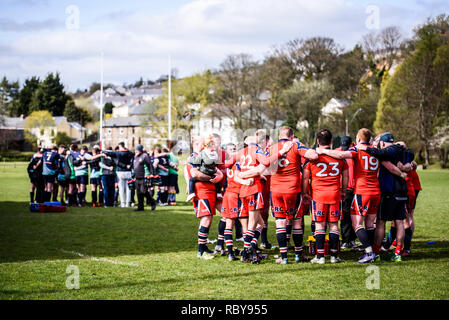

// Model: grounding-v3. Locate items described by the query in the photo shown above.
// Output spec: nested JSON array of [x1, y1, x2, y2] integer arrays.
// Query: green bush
[[0, 151, 35, 162]]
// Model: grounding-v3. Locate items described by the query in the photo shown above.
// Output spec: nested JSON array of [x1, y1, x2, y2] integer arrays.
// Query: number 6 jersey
[[268, 139, 309, 194], [304, 153, 348, 204]]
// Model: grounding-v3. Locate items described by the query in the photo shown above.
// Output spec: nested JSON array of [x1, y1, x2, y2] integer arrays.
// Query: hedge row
[[0, 151, 34, 162]]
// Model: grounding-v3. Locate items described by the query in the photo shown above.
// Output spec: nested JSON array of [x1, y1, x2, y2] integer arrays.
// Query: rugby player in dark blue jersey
[[356, 133, 413, 262]]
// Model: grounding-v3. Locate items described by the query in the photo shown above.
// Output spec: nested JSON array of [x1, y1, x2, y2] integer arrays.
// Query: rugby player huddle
[[27, 142, 180, 210], [186, 127, 421, 264]]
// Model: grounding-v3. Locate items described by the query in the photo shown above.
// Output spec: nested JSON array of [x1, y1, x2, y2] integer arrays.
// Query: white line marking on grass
[[59, 249, 139, 267]]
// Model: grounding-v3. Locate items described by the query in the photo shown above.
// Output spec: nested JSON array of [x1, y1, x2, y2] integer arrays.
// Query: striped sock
[[244, 230, 255, 251], [276, 227, 287, 259], [224, 229, 233, 255], [217, 218, 226, 248], [366, 227, 375, 246], [198, 226, 209, 254], [292, 228, 304, 255], [355, 226, 371, 249], [329, 230, 340, 257], [251, 226, 262, 249], [261, 223, 268, 244], [315, 230, 326, 258], [286, 224, 292, 242]]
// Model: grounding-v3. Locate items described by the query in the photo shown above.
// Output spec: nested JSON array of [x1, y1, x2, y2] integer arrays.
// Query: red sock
[[395, 243, 403, 255], [373, 244, 381, 254]]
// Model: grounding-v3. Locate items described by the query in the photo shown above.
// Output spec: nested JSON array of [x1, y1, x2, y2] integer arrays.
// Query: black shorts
[[168, 174, 179, 191], [76, 175, 88, 185], [160, 175, 169, 187], [67, 178, 76, 185], [43, 175, 56, 185], [378, 194, 406, 221], [58, 180, 68, 187], [90, 177, 100, 185]]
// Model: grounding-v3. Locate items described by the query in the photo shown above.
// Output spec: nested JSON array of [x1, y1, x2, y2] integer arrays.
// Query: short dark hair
[[316, 129, 332, 146], [118, 142, 125, 148], [70, 144, 78, 151], [58, 144, 66, 149], [162, 147, 169, 153], [82, 146, 88, 152]]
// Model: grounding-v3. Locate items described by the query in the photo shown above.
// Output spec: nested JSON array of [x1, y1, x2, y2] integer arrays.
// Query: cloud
[[0, 0, 443, 89], [0, 18, 61, 32]]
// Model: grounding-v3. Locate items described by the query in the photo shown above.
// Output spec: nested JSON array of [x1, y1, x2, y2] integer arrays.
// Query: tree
[[375, 15, 449, 166], [103, 102, 114, 114], [10, 76, 40, 117], [64, 98, 92, 125], [29, 72, 69, 116], [24, 110, 55, 146], [284, 37, 341, 81], [329, 45, 368, 100], [0, 76, 19, 118], [55, 131, 72, 146], [281, 79, 334, 145], [259, 52, 294, 129], [214, 54, 256, 130]]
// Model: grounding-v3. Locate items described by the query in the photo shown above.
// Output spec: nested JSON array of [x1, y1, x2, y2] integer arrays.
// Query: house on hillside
[[321, 98, 349, 117], [102, 116, 161, 150], [0, 116, 28, 151]]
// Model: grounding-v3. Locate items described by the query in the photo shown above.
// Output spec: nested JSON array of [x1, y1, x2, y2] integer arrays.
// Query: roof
[[104, 116, 144, 127], [0, 117, 25, 129], [68, 122, 85, 130], [53, 116, 67, 126]]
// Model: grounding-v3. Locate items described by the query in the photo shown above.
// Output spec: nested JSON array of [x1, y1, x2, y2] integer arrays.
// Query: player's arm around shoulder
[[316, 147, 353, 159]]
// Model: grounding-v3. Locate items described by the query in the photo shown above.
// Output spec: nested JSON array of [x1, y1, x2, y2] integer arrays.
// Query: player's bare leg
[[373, 219, 387, 260]]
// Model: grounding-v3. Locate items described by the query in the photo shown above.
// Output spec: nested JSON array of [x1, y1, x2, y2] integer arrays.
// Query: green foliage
[[0, 76, 19, 118], [103, 102, 114, 114], [375, 14, 449, 164], [9, 77, 40, 117], [64, 98, 92, 125], [29, 73, 69, 116], [281, 79, 334, 145], [55, 131, 72, 146]]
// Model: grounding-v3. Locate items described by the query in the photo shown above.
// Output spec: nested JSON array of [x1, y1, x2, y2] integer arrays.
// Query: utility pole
[[99, 52, 104, 149], [168, 55, 172, 152]]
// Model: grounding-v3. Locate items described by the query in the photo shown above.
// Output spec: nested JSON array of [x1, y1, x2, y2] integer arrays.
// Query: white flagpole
[[99, 52, 104, 149], [168, 55, 172, 151]]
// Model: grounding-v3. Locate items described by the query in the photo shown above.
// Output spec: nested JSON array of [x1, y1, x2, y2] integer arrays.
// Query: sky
[[0, 0, 447, 91]]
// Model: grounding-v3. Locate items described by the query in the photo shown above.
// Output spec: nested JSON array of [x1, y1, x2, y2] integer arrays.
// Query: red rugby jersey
[[348, 145, 380, 196], [224, 163, 241, 194], [268, 139, 308, 194], [305, 154, 348, 204], [234, 144, 270, 198], [409, 169, 422, 191]]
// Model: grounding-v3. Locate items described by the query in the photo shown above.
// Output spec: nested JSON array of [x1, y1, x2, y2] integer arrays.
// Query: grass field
[[0, 162, 448, 300]]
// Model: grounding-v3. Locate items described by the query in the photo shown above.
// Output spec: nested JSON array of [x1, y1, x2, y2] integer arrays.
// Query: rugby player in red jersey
[[227, 130, 293, 263], [316, 129, 380, 262], [267, 127, 318, 264], [221, 144, 255, 261], [303, 129, 348, 264], [185, 136, 224, 260]]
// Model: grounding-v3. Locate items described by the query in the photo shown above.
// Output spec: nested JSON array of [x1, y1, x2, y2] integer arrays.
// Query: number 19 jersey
[[304, 154, 347, 204], [348, 146, 380, 196]]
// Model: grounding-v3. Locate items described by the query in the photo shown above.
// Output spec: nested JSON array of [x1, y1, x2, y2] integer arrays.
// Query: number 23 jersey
[[304, 154, 348, 204]]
